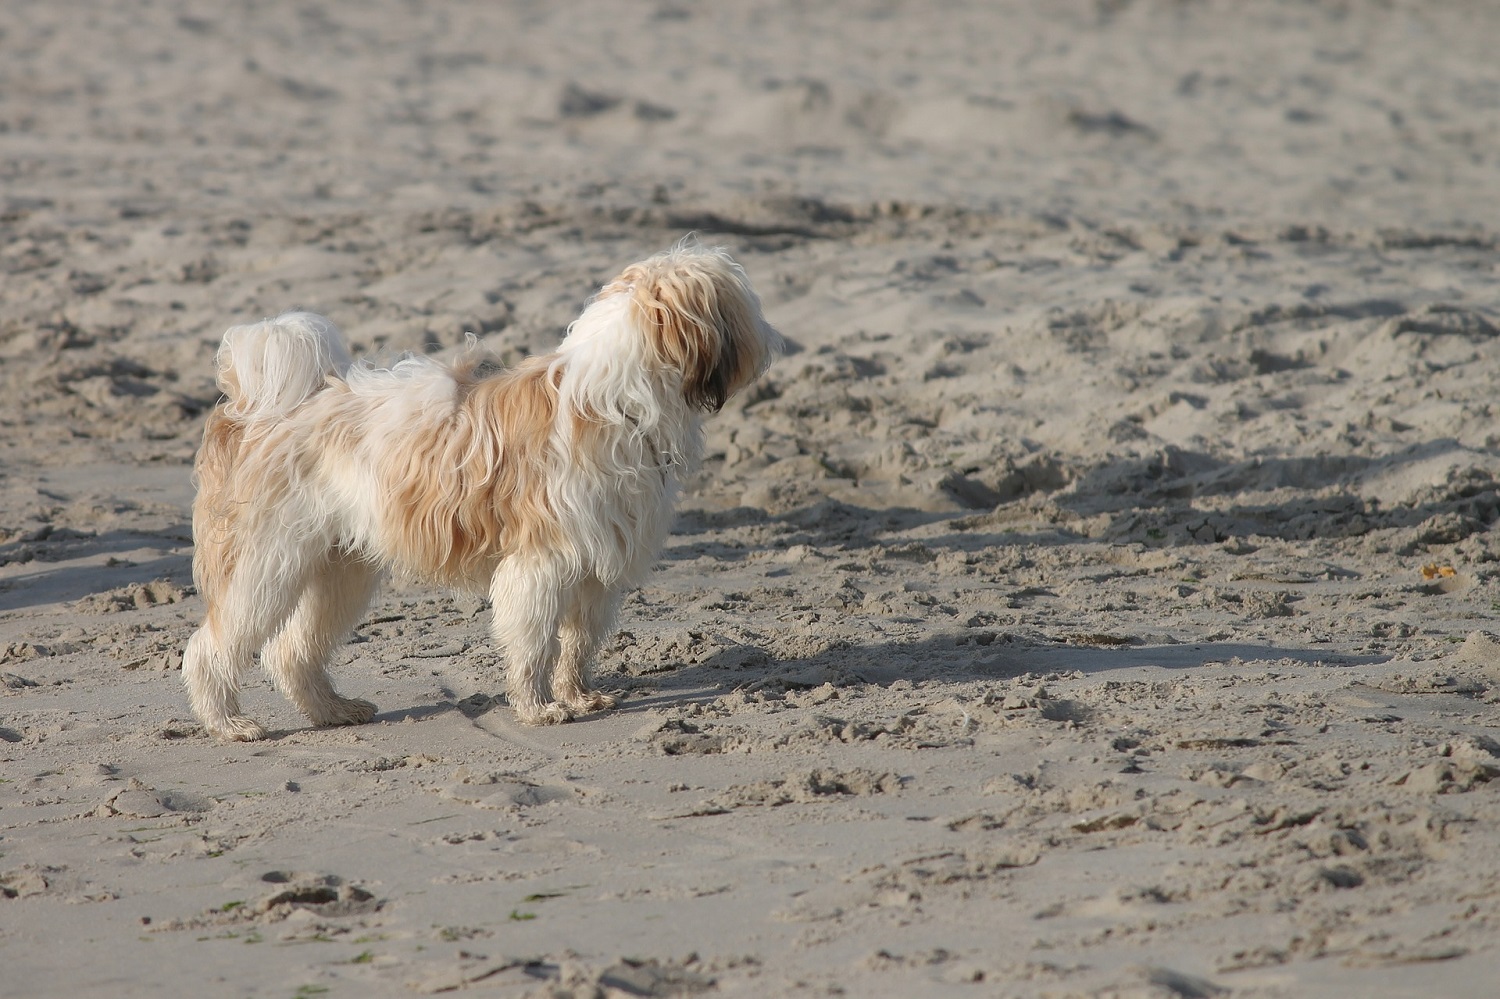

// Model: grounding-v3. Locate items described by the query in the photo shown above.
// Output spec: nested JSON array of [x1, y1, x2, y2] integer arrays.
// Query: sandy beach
[[4, 1, 1500, 995]]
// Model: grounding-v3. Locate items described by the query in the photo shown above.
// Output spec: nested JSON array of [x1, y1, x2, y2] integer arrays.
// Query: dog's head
[[597, 243, 784, 412]]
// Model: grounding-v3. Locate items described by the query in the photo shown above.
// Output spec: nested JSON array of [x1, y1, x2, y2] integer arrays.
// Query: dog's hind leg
[[490, 555, 571, 725], [183, 547, 310, 741], [552, 576, 620, 715], [260, 549, 381, 728], [183, 621, 268, 742]]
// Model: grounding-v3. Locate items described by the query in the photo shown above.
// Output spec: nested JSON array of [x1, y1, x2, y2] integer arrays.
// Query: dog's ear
[[624, 249, 777, 413], [667, 297, 736, 413]]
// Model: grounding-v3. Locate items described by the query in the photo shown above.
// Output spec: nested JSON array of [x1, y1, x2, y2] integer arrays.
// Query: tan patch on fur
[[191, 411, 242, 598], [193, 410, 341, 619], [378, 357, 568, 582]]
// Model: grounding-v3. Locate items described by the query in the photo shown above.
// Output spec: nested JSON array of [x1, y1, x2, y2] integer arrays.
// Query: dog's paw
[[209, 716, 269, 742], [560, 690, 619, 715], [514, 701, 574, 726], [311, 697, 378, 727]]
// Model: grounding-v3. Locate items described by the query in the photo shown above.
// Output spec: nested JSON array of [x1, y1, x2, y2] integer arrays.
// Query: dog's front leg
[[489, 556, 571, 724]]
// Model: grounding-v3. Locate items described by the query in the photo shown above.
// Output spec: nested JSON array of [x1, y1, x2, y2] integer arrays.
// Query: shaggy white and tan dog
[[182, 244, 783, 741]]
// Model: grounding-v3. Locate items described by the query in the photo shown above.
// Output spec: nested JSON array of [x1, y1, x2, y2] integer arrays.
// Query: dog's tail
[[214, 311, 353, 422]]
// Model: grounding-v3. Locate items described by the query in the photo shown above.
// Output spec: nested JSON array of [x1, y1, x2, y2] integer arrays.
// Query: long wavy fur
[[183, 244, 783, 740]]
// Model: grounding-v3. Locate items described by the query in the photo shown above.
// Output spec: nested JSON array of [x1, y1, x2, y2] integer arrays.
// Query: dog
[[182, 243, 783, 741]]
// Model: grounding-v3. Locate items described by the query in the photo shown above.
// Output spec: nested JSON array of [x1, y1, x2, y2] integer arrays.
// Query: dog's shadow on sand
[[614, 634, 1389, 711], [400, 633, 1390, 732]]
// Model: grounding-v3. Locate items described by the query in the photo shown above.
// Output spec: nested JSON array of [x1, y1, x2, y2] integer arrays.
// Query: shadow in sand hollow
[[665, 501, 1074, 563], [669, 436, 1500, 562], [0, 528, 193, 613], [1045, 438, 1500, 545], [942, 437, 1500, 547]]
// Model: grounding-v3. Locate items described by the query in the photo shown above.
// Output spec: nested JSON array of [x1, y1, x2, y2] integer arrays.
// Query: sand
[[4, 1, 1500, 995]]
